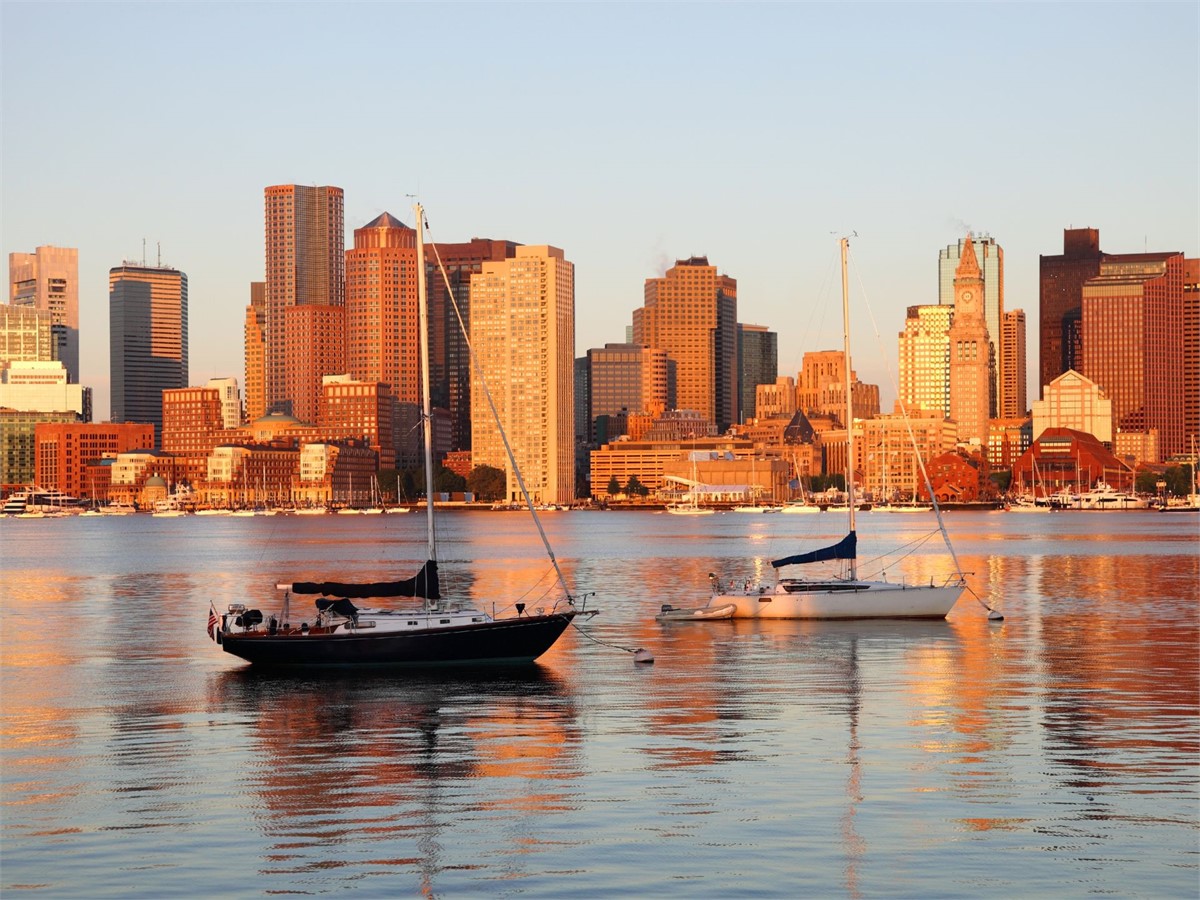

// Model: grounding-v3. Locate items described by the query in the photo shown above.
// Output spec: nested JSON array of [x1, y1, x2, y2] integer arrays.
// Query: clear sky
[[3, 1, 1196, 422]]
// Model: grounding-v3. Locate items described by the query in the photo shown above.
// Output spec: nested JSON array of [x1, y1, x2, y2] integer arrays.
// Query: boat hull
[[219, 612, 578, 667], [656, 603, 736, 622], [708, 582, 962, 620]]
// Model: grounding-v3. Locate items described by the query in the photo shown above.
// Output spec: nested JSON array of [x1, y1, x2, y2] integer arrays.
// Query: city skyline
[[2, 3, 1196, 422]]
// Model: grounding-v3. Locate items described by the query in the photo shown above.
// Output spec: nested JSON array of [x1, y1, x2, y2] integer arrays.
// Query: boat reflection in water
[[209, 664, 582, 894]]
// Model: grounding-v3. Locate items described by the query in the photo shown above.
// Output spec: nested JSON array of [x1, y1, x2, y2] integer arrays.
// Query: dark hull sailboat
[[212, 204, 593, 666]]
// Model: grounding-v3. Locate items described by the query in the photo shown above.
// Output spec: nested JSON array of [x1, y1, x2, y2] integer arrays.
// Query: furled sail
[[771, 532, 857, 569], [290, 559, 441, 599]]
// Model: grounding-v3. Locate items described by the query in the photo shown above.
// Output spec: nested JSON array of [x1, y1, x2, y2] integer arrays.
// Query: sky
[[2, 1, 1197, 422]]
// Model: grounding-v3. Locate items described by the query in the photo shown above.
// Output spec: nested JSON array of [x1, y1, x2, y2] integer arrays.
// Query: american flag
[[207, 603, 219, 641]]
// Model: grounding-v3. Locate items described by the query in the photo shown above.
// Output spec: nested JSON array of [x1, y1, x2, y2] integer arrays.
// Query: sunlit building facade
[[470, 245, 575, 505], [244, 281, 266, 422], [897, 305, 952, 416], [738, 323, 777, 423], [585, 343, 673, 442], [8, 245, 79, 382], [947, 236, 991, 445]]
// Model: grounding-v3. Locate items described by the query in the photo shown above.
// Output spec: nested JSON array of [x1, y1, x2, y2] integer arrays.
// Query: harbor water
[[1, 509, 1197, 898]]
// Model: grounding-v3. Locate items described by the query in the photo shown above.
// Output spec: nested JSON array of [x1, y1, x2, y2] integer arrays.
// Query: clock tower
[[948, 234, 991, 445]]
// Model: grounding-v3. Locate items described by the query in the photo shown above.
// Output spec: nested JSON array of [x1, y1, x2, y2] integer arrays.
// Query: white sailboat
[[702, 238, 968, 620], [666, 444, 715, 515], [214, 202, 593, 667]]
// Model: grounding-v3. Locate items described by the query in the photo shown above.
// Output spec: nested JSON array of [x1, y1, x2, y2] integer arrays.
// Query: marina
[[1, 509, 1196, 897]]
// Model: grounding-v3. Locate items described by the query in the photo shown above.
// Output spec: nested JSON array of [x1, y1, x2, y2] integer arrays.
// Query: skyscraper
[[424, 236, 522, 452], [738, 323, 777, 423], [244, 282, 266, 422], [633, 256, 738, 431], [8, 245, 79, 382], [939, 235, 1003, 418], [470, 245, 575, 505], [264, 184, 345, 416], [897, 304, 952, 416], [585, 343, 673, 441], [345, 212, 419, 404], [1001, 310, 1027, 417], [1039, 228, 1104, 395], [947, 236, 990, 445], [109, 263, 188, 446]]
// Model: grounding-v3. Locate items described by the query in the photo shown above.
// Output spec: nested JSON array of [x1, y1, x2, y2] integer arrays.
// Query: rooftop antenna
[[142, 238, 146, 267], [157, 242, 161, 267]]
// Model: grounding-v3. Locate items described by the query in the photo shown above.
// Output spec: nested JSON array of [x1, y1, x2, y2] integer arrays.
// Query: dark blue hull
[[219, 612, 577, 668]]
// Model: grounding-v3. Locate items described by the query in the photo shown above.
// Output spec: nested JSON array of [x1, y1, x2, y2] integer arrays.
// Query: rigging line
[[424, 215, 573, 601], [567, 618, 641, 655], [850, 258, 966, 580]]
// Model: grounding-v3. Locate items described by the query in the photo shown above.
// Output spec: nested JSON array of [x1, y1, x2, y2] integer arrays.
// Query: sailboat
[[701, 238, 966, 619], [666, 442, 715, 515], [213, 202, 593, 666]]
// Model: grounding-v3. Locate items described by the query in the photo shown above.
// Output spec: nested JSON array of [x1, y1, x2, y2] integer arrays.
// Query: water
[[2, 510, 1197, 898]]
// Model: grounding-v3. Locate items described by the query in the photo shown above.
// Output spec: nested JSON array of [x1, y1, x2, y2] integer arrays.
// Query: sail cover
[[772, 532, 857, 569], [290, 559, 441, 600]]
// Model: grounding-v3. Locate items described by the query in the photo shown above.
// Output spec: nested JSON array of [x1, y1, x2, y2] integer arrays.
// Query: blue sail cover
[[771, 532, 857, 569]]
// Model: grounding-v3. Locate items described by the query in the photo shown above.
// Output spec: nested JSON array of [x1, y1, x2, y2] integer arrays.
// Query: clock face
[[961, 290, 973, 302]]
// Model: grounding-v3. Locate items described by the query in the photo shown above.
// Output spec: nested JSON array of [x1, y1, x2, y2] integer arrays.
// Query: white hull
[[780, 503, 821, 514], [708, 581, 963, 620], [666, 505, 715, 516]]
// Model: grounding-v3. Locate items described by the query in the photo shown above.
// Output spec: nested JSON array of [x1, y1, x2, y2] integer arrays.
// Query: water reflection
[[207, 665, 582, 892]]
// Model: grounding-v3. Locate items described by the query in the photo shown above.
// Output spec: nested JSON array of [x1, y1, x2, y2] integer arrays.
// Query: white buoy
[[633, 648, 655, 664]]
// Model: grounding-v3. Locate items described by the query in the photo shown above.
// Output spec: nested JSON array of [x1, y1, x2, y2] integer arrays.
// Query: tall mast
[[841, 236, 857, 579], [414, 203, 436, 563]]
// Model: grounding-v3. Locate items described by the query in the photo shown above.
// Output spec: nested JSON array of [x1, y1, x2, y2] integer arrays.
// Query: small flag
[[207, 603, 219, 641]]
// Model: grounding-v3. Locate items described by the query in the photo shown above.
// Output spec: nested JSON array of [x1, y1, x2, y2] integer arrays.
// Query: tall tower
[[424, 236, 522, 452], [897, 304, 952, 415], [1001, 309, 1027, 416], [243, 282, 266, 423], [263, 184, 345, 416], [470, 246, 575, 505], [633, 256, 738, 431], [947, 235, 990, 445], [345, 212, 419, 404], [8, 246, 79, 382], [940, 235, 1003, 417], [738, 323, 777, 423], [585, 343, 673, 441], [109, 263, 188, 446], [1039, 228, 1103, 397]]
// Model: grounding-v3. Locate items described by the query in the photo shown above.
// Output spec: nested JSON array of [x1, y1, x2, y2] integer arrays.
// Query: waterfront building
[[1032, 369, 1113, 445], [203, 444, 301, 509], [263, 184, 345, 417], [1012, 426, 1134, 494], [244, 282, 266, 422], [986, 417, 1031, 472], [897, 305, 952, 416], [585, 343, 673, 442], [939, 235, 1004, 417], [424, 236, 522, 452], [1185, 259, 1199, 449], [633, 256, 738, 432], [924, 448, 998, 504], [947, 236, 991, 446], [470, 245, 575, 506], [1000, 309, 1027, 417], [161, 387, 227, 455], [1080, 251, 1187, 458], [318, 374, 395, 471], [345, 213, 419, 407], [109, 263, 188, 445], [1, 304, 54, 365], [0, 408, 79, 493], [755, 376, 797, 419], [290, 441, 377, 508], [858, 410, 959, 502], [738, 323, 777, 423], [33, 422, 155, 499], [208, 377, 242, 429], [8, 245, 79, 382], [795, 350, 880, 425], [0, 360, 84, 415]]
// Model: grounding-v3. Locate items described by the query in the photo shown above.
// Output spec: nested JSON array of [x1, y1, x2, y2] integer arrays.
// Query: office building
[[263, 184, 344, 416], [318, 375, 395, 471], [1031, 369, 1112, 444], [470, 245, 575, 505], [795, 350, 880, 425], [633, 256, 738, 431], [1, 304, 54, 365], [897, 305, 952, 416], [34, 421, 155, 499], [8, 245, 79, 382], [244, 282, 266, 422], [738, 323, 777, 423], [1001, 309, 1027, 417], [585, 343, 673, 442], [1039, 228, 1104, 395], [345, 212, 419, 405], [424, 236, 522, 452], [161, 386, 227, 455], [109, 263, 188, 445]]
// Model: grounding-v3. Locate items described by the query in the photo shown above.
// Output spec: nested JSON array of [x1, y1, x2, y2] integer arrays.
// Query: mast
[[841, 237, 856, 579], [415, 203, 436, 564]]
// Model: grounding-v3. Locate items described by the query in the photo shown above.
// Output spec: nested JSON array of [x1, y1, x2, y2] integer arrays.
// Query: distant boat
[[701, 238, 967, 621], [656, 603, 736, 622], [213, 202, 594, 667]]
